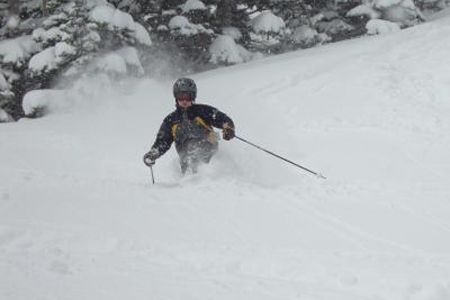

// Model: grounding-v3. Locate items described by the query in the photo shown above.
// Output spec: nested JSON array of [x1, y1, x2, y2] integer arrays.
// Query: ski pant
[[178, 139, 218, 175]]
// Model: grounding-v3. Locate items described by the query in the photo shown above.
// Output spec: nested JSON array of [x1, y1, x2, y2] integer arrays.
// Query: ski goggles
[[175, 92, 194, 102]]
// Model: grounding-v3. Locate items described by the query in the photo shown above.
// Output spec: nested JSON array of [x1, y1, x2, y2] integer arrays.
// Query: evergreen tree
[[1, 0, 152, 120], [147, 0, 216, 71], [215, 0, 251, 45], [0, 0, 44, 120]]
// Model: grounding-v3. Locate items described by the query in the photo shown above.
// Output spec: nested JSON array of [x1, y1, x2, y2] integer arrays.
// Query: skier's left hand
[[222, 123, 235, 141]]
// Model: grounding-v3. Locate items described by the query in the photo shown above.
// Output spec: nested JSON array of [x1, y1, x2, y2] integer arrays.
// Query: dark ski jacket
[[151, 103, 234, 157]]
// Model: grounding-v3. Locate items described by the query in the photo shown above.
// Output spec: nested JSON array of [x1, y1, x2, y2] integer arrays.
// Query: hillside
[[1, 11, 450, 300]]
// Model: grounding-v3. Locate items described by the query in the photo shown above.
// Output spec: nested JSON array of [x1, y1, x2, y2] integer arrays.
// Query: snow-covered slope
[[1, 13, 450, 300]]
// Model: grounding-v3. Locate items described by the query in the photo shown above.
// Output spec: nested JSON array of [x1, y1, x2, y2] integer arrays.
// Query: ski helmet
[[173, 77, 197, 100]]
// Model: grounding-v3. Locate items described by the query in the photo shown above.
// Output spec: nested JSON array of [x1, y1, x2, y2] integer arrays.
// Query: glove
[[222, 123, 235, 141], [143, 148, 159, 166]]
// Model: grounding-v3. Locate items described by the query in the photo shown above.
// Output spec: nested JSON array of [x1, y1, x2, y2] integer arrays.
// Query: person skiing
[[143, 78, 235, 174]]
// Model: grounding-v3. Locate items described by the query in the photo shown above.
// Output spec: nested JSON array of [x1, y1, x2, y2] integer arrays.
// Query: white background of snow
[[2, 9, 450, 300]]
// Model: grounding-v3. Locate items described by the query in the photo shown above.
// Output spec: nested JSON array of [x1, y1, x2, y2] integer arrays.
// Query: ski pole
[[149, 165, 155, 184], [235, 135, 326, 179]]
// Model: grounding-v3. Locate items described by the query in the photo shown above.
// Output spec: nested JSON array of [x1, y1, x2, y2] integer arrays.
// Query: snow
[[249, 31, 283, 46], [428, 7, 450, 20], [22, 89, 68, 115], [383, 4, 421, 25], [168, 15, 190, 28], [133, 23, 152, 46], [250, 11, 286, 33], [5, 15, 20, 29], [168, 15, 213, 35], [0, 108, 13, 122], [28, 42, 76, 74], [347, 0, 420, 26], [209, 35, 251, 64], [43, 13, 68, 28], [0, 72, 9, 90], [180, 0, 206, 13], [85, 0, 109, 9], [94, 53, 128, 74], [366, 19, 401, 34], [290, 25, 321, 46], [115, 47, 145, 75], [374, 0, 403, 8], [400, 0, 417, 10], [162, 9, 177, 16], [347, 4, 382, 19], [2, 11, 450, 300], [0, 35, 39, 67], [374, 0, 416, 9], [28, 47, 58, 73], [222, 26, 243, 41], [89, 5, 152, 46], [32, 27, 71, 43], [54, 42, 76, 57], [316, 19, 355, 35], [93, 5, 135, 28]]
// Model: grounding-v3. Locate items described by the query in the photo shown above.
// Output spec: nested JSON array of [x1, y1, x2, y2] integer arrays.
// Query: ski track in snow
[[2, 13, 450, 300]]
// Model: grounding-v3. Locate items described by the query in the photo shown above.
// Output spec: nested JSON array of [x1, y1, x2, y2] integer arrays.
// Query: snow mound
[[0, 72, 10, 90], [22, 89, 68, 116], [366, 19, 401, 34], [347, 4, 382, 19], [0, 36, 39, 67], [5, 15, 20, 29], [0, 108, 13, 122], [250, 11, 286, 33], [92, 47, 144, 75], [89, 5, 152, 46], [209, 35, 252, 65], [168, 15, 212, 35], [222, 27, 243, 41], [180, 0, 206, 13], [374, 0, 415, 9], [28, 42, 76, 74], [33, 27, 71, 44], [290, 25, 326, 47]]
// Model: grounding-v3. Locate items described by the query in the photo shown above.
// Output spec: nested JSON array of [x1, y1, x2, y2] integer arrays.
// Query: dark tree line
[[0, 0, 438, 120]]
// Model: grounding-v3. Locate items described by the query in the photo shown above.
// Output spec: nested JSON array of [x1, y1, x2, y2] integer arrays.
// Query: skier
[[143, 78, 235, 174]]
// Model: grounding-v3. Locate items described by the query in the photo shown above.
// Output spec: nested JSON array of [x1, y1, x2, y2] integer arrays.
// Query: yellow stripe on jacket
[[171, 117, 218, 144]]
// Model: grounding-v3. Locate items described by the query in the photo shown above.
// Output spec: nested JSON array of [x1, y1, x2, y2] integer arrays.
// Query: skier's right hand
[[143, 149, 159, 166]]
